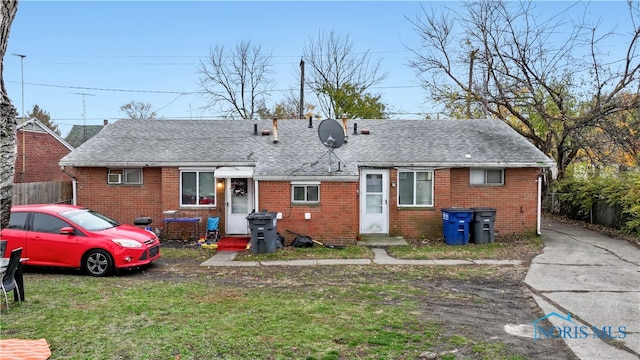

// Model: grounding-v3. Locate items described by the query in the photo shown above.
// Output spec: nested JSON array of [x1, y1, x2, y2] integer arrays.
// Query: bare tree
[[198, 40, 273, 119], [0, 0, 19, 228], [120, 100, 157, 119], [302, 30, 387, 118], [407, 1, 640, 179]]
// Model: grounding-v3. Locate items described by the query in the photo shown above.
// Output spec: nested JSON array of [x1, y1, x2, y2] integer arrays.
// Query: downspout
[[537, 174, 542, 235], [253, 180, 259, 213], [61, 166, 77, 205]]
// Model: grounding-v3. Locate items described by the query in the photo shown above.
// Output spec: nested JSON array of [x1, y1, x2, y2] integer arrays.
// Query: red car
[[0, 204, 161, 276]]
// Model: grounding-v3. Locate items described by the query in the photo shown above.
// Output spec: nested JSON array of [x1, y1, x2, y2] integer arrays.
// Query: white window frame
[[179, 168, 216, 207], [107, 168, 143, 185], [291, 181, 320, 204], [397, 169, 434, 207], [470, 168, 504, 185]]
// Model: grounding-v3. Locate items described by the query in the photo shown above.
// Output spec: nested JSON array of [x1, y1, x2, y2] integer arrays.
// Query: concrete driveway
[[524, 217, 640, 360]]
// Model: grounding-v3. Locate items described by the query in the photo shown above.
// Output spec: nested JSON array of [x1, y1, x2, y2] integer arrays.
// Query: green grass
[[0, 248, 540, 359], [387, 236, 543, 261], [2, 275, 446, 359], [229, 235, 542, 262], [235, 245, 373, 261]]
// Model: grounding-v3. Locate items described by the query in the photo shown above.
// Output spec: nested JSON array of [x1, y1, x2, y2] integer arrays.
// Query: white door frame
[[225, 177, 253, 235], [359, 169, 389, 234]]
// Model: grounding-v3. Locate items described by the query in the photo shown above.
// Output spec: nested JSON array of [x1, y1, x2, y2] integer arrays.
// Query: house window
[[291, 182, 320, 203], [470, 169, 504, 185], [398, 170, 433, 206], [107, 169, 143, 185], [180, 170, 216, 206]]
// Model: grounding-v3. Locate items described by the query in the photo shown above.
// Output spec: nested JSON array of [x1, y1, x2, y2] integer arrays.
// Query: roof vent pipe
[[272, 117, 279, 144], [341, 114, 348, 143], [253, 123, 258, 136], [308, 116, 313, 128], [353, 123, 358, 135]]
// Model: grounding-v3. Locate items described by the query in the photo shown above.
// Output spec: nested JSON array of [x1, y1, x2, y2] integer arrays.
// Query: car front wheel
[[83, 249, 113, 276]]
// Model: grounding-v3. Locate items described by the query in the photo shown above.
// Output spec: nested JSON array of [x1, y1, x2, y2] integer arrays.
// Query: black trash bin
[[470, 207, 497, 244], [246, 211, 278, 254]]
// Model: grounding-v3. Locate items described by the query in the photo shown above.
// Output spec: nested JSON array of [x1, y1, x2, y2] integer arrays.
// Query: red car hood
[[98, 224, 156, 243]]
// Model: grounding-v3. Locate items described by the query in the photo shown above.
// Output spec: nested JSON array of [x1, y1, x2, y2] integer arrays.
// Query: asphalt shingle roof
[[64, 125, 105, 148], [59, 118, 555, 180]]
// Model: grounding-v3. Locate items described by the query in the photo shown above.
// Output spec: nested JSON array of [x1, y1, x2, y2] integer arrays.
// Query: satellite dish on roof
[[317, 119, 346, 173], [318, 119, 345, 149]]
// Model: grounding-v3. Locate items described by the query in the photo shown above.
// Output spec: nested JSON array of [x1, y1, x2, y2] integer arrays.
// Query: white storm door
[[226, 178, 253, 234], [360, 169, 389, 234]]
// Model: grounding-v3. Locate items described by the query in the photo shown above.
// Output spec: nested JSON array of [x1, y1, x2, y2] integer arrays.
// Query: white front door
[[226, 178, 253, 235], [360, 169, 389, 234]]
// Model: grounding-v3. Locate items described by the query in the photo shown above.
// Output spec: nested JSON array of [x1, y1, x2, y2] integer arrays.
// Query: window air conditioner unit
[[108, 173, 122, 184]]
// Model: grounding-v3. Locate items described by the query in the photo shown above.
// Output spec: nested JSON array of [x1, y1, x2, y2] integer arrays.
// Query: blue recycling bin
[[441, 208, 473, 246]]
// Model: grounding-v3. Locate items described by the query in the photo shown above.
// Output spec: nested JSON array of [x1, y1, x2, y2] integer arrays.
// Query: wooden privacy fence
[[544, 192, 625, 230], [12, 181, 73, 205]]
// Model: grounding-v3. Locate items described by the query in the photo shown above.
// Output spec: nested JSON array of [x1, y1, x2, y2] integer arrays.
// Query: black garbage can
[[470, 207, 497, 244], [133, 216, 153, 232], [246, 211, 278, 254]]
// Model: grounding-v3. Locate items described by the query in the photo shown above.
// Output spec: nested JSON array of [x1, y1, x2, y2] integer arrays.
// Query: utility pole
[[12, 53, 26, 176], [299, 58, 304, 119], [11, 53, 26, 118], [467, 49, 478, 119]]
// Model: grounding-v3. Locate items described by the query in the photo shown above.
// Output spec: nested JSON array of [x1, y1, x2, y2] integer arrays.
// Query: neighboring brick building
[[14, 118, 74, 183], [59, 118, 555, 244]]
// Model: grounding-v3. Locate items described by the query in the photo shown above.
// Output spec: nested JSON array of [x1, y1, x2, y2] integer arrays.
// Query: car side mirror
[[60, 227, 75, 235]]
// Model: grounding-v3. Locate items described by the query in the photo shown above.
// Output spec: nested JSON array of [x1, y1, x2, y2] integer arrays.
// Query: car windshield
[[60, 209, 120, 231]]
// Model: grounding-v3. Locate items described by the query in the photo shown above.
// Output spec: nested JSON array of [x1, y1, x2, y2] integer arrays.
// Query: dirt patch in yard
[[130, 255, 576, 359]]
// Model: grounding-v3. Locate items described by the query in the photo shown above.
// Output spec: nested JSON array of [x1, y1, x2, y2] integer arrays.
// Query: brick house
[[59, 118, 554, 244], [15, 118, 74, 183]]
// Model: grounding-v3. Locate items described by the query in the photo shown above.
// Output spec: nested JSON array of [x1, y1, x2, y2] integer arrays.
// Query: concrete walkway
[[200, 247, 523, 267], [524, 218, 640, 360]]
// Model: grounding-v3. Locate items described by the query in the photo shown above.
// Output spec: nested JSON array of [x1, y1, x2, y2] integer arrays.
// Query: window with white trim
[[291, 182, 320, 203], [180, 169, 216, 206], [107, 168, 143, 185], [470, 169, 504, 185], [398, 170, 433, 206]]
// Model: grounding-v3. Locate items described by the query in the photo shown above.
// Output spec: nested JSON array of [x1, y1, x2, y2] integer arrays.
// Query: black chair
[[1, 247, 23, 311]]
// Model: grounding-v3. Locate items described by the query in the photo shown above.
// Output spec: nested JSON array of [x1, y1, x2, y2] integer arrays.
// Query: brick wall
[[74, 167, 164, 229], [389, 168, 451, 238], [70, 165, 541, 243], [449, 167, 540, 236], [14, 130, 72, 183], [258, 181, 359, 245], [388, 167, 540, 238]]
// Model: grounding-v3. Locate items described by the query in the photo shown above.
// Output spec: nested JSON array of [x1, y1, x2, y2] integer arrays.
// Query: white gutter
[[253, 179, 259, 213], [537, 175, 542, 235], [60, 167, 78, 205]]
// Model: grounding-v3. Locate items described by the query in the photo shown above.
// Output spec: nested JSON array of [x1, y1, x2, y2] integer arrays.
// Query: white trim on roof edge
[[214, 166, 254, 178]]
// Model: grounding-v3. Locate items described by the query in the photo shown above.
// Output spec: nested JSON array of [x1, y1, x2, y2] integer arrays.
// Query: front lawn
[[0, 247, 572, 360]]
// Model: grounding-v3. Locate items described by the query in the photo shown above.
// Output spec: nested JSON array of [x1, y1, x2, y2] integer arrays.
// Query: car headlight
[[112, 239, 143, 248]]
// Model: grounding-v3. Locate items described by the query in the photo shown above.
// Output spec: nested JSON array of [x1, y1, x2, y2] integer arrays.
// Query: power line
[[13, 81, 197, 95], [8, 80, 421, 96]]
